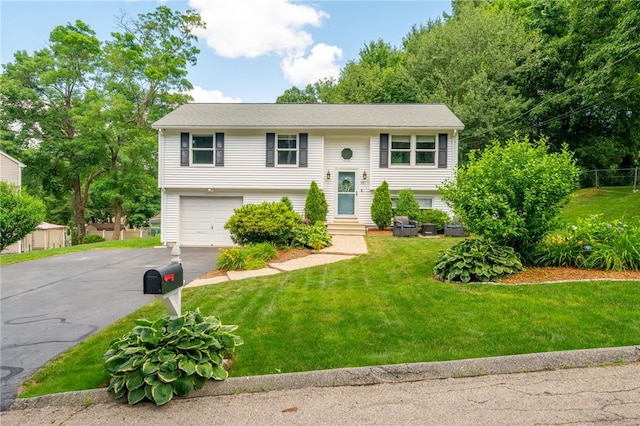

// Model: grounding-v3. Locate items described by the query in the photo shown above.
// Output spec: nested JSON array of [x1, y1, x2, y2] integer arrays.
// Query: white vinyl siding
[[161, 131, 322, 190], [370, 132, 458, 192]]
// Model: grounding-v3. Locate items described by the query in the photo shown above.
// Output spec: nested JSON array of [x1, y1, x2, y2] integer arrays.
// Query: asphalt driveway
[[0, 246, 218, 410]]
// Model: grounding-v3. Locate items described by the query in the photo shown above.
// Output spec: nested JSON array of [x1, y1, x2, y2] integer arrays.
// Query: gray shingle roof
[[152, 103, 464, 130]]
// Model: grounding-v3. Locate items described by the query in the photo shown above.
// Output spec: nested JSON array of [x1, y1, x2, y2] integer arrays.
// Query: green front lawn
[[20, 236, 640, 398], [0, 236, 161, 266]]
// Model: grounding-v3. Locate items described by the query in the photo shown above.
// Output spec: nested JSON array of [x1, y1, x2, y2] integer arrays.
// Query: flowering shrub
[[534, 216, 640, 271]]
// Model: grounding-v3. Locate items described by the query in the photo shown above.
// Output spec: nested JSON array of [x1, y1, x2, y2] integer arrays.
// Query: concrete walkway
[[186, 235, 368, 288]]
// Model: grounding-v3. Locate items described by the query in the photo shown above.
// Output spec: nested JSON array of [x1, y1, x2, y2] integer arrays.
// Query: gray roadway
[[0, 246, 218, 410]]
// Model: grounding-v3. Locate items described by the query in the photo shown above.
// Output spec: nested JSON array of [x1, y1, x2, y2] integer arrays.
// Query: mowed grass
[[559, 186, 640, 223], [0, 236, 161, 266], [20, 236, 640, 398]]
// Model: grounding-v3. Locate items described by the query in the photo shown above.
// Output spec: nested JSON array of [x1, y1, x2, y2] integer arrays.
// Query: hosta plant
[[434, 238, 523, 283], [104, 309, 243, 405]]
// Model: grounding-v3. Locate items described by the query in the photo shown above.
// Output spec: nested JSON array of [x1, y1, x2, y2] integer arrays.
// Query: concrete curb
[[9, 345, 639, 411]]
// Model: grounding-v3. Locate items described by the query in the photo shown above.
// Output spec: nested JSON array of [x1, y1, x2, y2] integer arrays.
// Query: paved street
[[2, 361, 639, 425], [0, 247, 218, 410]]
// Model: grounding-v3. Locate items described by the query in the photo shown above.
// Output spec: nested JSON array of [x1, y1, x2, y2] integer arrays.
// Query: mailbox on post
[[143, 263, 184, 295]]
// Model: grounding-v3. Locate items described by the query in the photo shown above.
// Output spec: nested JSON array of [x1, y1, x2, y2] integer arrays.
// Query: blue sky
[[1, 0, 451, 102]]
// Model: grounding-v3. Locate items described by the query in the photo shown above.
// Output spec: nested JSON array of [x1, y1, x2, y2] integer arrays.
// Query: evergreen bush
[[304, 181, 328, 224], [371, 181, 393, 230]]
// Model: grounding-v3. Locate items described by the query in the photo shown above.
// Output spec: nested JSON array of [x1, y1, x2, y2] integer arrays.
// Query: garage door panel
[[180, 197, 242, 246]]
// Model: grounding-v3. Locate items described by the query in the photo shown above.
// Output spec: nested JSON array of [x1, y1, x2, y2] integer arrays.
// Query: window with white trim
[[192, 135, 214, 165], [416, 135, 436, 165], [389, 134, 437, 166], [390, 135, 411, 165], [277, 134, 297, 166]]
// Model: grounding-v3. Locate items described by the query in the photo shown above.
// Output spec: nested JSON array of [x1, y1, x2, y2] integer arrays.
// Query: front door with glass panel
[[337, 171, 356, 215]]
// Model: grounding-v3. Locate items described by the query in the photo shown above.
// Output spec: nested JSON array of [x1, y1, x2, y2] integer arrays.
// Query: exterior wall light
[[326, 170, 331, 180], [362, 171, 367, 180]]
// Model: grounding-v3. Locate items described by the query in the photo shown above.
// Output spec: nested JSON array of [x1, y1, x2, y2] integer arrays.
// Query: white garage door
[[180, 197, 243, 247]]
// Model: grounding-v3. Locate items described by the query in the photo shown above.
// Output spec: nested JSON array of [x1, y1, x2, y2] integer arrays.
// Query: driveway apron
[[0, 246, 217, 410]]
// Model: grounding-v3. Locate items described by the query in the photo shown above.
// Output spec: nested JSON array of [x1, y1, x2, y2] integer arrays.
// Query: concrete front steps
[[326, 219, 366, 236]]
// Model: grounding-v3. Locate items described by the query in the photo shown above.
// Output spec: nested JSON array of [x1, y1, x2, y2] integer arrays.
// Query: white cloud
[[281, 43, 343, 86], [187, 86, 242, 103], [189, 0, 328, 58]]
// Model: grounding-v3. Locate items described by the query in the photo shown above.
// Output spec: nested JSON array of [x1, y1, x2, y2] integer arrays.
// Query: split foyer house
[[152, 103, 464, 247]]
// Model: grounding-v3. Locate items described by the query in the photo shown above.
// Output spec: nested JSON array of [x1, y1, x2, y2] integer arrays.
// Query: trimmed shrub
[[104, 309, 243, 406], [394, 189, 421, 222], [439, 135, 581, 256], [292, 221, 332, 251], [224, 201, 301, 247], [371, 181, 393, 230], [419, 209, 450, 231], [304, 181, 328, 224], [434, 239, 523, 283], [83, 234, 106, 244]]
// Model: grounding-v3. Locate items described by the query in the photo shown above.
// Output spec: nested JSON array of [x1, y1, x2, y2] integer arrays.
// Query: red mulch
[[499, 267, 640, 284]]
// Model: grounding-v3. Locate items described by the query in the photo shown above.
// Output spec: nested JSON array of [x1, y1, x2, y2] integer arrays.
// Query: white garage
[[180, 197, 243, 247]]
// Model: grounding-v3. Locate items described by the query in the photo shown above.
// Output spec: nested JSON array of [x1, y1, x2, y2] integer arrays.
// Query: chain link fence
[[580, 167, 639, 191]]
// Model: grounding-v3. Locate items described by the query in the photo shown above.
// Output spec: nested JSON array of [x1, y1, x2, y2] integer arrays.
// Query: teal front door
[[337, 171, 356, 215]]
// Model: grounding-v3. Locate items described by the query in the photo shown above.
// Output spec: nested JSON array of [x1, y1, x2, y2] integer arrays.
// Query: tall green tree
[[0, 182, 46, 251], [0, 21, 106, 241], [97, 6, 204, 239], [506, 0, 640, 170], [404, 3, 541, 153]]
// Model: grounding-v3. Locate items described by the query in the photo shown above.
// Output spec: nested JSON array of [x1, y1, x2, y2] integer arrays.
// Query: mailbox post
[[144, 263, 184, 318]]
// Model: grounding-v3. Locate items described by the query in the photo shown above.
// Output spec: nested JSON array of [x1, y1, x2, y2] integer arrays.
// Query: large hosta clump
[[104, 309, 243, 405]]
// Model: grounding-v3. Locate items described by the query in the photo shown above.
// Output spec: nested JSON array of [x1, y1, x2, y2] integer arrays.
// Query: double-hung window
[[390, 135, 411, 165], [277, 134, 297, 166], [416, 135, 436, 165], [389, 134, 436, 166], [192, 135, 214, 165]]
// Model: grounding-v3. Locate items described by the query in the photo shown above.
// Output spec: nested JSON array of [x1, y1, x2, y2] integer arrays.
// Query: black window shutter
[[380, 133, 389, 168], [266, 133, 275, 167], [298, 133, 308, 168], [438, 133, 448, 168], [180, 132, 190, 166], [215, 133, 224, 167]]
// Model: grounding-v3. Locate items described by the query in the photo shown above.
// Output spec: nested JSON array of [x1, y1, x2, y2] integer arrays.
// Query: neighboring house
[[152, 103, 464, 247], [1, 151, 26, 253]]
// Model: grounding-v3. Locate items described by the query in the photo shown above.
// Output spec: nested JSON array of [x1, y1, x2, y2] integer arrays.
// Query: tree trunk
[[73, 176, 87, 244], [112, 199, 123, 241]]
